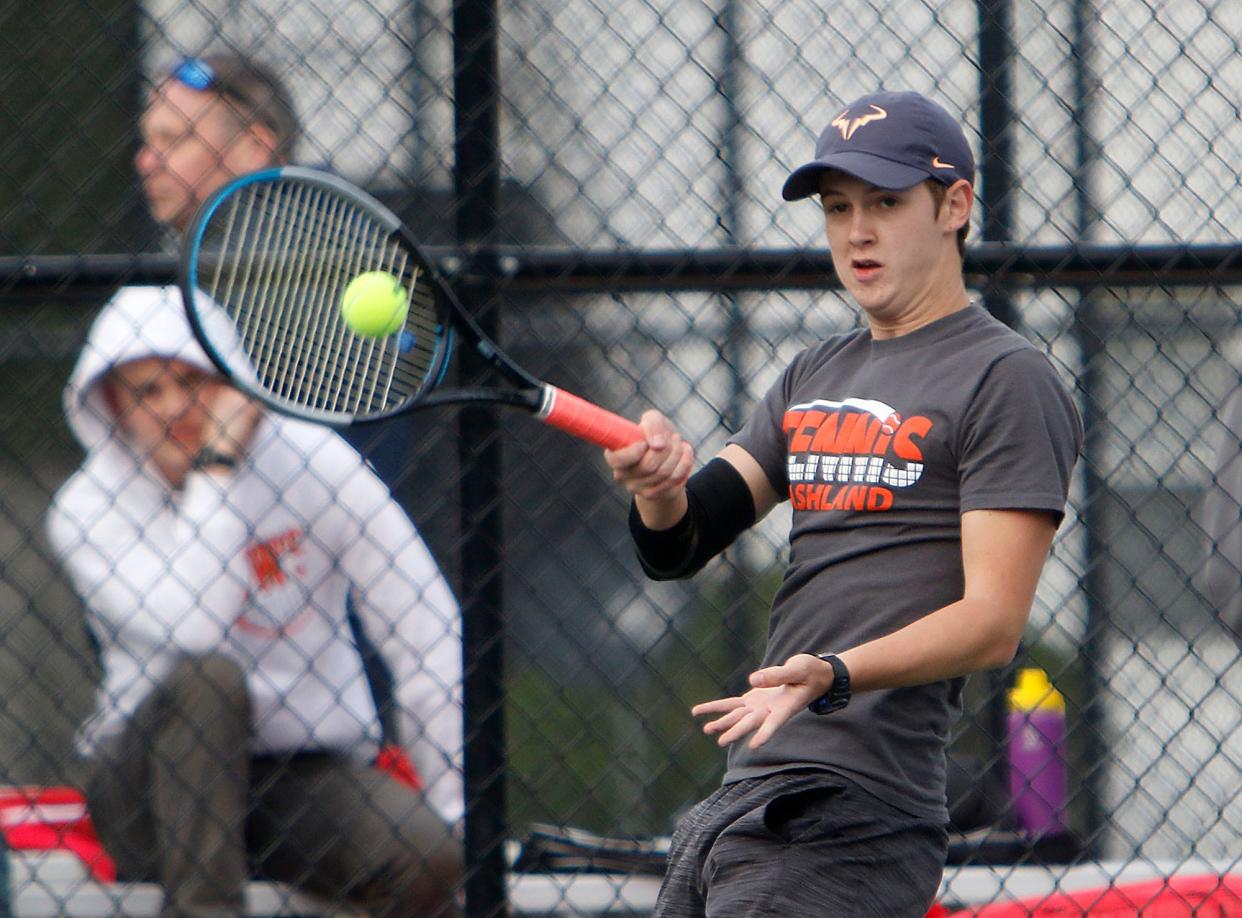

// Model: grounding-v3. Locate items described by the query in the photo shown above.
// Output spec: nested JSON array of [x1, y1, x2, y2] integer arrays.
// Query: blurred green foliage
[[508, 560, 782, 837]]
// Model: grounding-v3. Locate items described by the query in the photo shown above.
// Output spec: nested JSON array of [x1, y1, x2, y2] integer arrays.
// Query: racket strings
[[193, 178, 441, 418]]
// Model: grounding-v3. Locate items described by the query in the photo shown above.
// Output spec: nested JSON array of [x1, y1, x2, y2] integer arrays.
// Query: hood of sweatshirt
[[64, 285, 248, 456]]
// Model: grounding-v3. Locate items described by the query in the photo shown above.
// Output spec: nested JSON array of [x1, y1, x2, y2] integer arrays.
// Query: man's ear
[[225, 120, 281, 175], [942, 179, 974, 233], [244, 121, 281, 167]]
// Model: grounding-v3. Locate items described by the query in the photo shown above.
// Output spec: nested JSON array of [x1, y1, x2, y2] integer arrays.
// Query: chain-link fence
[[2, 0, 1242, 915]]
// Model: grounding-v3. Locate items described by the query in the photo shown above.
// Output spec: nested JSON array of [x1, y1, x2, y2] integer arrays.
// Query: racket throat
[[533, 385, 558, 421]]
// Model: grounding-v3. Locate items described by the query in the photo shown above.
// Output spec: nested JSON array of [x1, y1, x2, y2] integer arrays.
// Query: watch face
[[809, 690, 848, 715]]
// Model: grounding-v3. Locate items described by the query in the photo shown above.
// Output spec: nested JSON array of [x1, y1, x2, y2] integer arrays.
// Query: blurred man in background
[[46, 53, 464, 916], [135, 54, 299, 236]]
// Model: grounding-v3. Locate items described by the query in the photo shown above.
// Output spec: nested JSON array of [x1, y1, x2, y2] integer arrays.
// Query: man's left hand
[[692, 654, 833, 750]]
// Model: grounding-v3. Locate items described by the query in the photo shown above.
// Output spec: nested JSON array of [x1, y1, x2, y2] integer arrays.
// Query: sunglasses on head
[[165, 56, 289, 152], [170, 58, 218, 92], [168, 58, 261, 128]]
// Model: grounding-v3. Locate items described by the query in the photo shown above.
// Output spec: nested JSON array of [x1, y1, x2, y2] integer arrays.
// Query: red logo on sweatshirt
[[236, 527, 311, 639], [245, 528, 304, 591]]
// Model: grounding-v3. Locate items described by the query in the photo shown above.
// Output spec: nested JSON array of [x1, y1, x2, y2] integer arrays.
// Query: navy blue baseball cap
[[781, 91, 975, 201]]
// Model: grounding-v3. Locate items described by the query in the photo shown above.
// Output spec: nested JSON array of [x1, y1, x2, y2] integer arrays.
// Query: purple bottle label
[[1007, 709, 1067, 835]]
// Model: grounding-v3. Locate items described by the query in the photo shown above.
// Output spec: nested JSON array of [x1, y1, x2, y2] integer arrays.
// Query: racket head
[[179, 166, 454, 426]]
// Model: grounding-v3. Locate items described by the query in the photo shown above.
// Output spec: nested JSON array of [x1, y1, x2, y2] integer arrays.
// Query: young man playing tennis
[[47, 54, 464, 916], [606, 90, 1082, 916]]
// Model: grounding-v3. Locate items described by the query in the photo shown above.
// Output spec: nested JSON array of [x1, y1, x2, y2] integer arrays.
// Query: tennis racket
[[178, 166, 643, 449]]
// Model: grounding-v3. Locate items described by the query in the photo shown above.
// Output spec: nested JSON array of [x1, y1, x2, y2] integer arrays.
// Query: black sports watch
[[191, 447, 240, 471], [807, 653, 851, 715]]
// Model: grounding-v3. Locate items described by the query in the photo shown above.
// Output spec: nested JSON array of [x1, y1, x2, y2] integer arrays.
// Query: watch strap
[[191, 447, 240, 471], [807, 652, 851, 715]]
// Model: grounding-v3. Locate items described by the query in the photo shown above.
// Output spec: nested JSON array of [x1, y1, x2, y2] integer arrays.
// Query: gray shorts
[[655, 769, 947, 918]]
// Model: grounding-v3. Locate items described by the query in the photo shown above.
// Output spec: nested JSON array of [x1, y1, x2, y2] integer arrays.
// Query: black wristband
[[191, 447, 240, 471], [629, 457, 755, 581], [628, 499, 695, 576]]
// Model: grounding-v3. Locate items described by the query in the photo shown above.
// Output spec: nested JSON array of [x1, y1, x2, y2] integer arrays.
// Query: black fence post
[[977, 0, 1019, 809], [452, 1, 508, 915], [978, 0, 1017, 330], [1070, 0, 1109, 859]]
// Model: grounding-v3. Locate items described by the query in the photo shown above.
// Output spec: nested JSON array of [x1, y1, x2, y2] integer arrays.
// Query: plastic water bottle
[[1007, 667, 1068, 836]]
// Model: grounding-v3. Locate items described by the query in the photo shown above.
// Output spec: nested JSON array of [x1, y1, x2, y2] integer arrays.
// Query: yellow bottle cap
[[1008, 667, 1065, 712]]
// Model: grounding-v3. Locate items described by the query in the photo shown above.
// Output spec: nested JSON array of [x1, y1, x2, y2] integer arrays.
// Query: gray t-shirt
[[728, 304, 1081, 818]]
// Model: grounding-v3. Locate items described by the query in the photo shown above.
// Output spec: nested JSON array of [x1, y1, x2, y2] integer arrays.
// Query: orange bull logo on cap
[[830, 103, 888, 140], [782, 397, 931, 512]]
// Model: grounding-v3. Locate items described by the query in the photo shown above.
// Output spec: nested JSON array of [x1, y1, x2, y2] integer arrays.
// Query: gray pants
[[85, 655, 463, 918]]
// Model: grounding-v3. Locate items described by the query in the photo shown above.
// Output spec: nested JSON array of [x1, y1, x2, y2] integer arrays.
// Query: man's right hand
[[603, 410, 694, 525], [198, 383, 263, 462]]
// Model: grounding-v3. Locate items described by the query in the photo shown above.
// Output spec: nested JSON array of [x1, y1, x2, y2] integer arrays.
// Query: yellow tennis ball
[[340, 271, 409, 337]]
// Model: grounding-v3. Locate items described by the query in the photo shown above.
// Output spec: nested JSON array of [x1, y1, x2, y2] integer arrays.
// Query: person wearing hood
[[48, 286, 463, 916], [46, 52, 464, 918]]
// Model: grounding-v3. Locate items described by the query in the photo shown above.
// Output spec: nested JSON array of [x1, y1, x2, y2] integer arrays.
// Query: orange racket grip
[[537, 385, 644, 450]]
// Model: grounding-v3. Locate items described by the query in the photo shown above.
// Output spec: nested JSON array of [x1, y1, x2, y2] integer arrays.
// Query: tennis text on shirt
[[783, 398, 933, 512]]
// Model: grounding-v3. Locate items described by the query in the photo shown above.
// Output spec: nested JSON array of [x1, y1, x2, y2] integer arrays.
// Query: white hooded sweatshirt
[[47, 286, 464, 824]]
